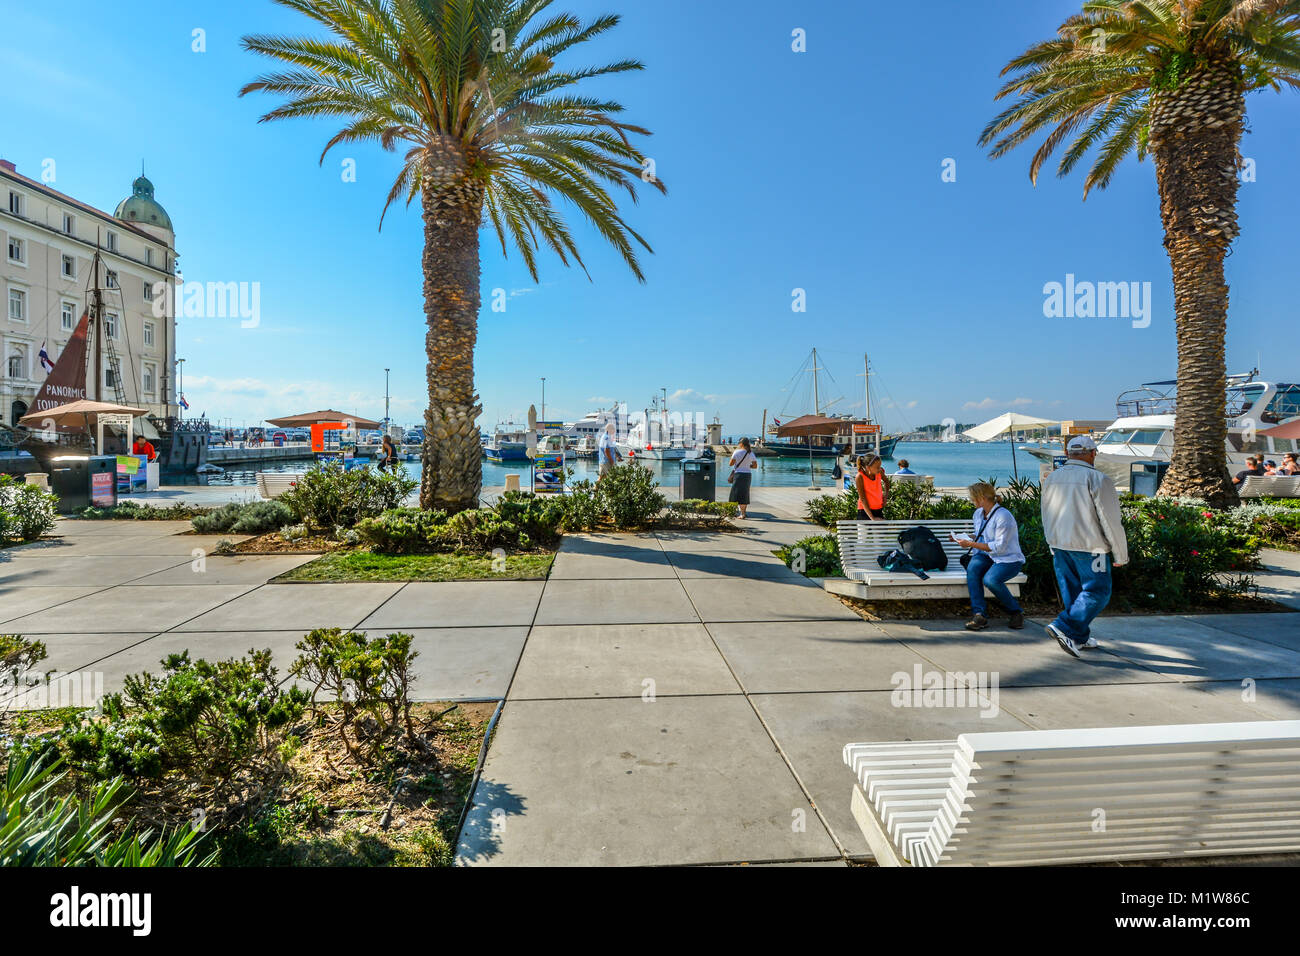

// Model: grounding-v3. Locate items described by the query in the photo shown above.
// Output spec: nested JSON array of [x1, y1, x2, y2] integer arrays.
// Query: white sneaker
[[1081, 636, 1100, 649], [1046, 622, 1082, 659]]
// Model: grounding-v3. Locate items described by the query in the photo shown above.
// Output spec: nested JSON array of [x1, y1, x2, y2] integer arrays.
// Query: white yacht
[[1024, 373, 1300, 488]]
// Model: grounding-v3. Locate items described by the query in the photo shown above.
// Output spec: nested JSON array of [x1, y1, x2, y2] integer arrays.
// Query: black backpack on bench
[[897, 526, 948, 572]]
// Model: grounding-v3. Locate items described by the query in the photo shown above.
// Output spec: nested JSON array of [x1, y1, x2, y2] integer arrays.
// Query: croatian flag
[[39, 342, 55, 374], [179, 394, 190, 410]]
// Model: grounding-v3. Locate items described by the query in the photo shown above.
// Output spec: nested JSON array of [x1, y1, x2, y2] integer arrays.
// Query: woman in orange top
[[854, 454, 889, 520]]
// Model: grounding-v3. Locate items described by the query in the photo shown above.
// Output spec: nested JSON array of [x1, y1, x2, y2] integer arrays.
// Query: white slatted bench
[[830, 518, 1027, 601], [256, 472, 305, 500], [1239, 474, 1300, 499], [844, 721, 1300, 866]]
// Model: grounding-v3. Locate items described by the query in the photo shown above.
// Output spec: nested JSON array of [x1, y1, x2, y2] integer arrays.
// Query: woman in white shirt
[[957, 481, 1026, 632], [727, 437, 759, 518]]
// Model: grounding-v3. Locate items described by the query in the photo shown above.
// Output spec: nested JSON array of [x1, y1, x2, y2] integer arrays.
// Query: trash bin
[[680, 457, 715, 501], [47, 456, 91, 513], [1130, 460, 1170, 497]]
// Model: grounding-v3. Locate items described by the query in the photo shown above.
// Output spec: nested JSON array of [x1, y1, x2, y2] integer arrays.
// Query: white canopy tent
[[962, 412, 1060, 480]]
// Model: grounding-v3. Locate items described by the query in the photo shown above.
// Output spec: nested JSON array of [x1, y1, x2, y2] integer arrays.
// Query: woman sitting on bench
[[957, 482, 1025, 632]]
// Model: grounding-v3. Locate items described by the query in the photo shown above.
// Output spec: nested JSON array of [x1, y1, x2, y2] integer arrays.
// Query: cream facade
[[1, 160, 178, 426]]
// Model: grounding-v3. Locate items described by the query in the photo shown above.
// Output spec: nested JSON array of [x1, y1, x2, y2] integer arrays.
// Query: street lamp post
[[384, 368, 390, 431], [541, 377, 546, 421], [176, 358, 185, 421]]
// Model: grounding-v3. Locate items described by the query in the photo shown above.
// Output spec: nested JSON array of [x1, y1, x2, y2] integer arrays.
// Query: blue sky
[[3, 0, 1295, 434]]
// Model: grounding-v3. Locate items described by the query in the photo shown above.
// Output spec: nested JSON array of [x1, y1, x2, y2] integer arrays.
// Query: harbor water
[[178, 441, 1053, 490]]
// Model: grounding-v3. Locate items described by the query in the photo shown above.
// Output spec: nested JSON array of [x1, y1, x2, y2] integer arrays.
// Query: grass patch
[[277, 550, 555, 582]]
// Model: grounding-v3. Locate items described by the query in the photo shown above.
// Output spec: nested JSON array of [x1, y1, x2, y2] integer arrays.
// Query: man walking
[[597, 421, 619, 480], [1040, 435, 1128, 658]]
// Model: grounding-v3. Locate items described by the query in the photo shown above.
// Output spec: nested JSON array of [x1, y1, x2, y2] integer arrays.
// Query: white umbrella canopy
[[963, 412, 1058, 442], [19, 400, 149, 430]]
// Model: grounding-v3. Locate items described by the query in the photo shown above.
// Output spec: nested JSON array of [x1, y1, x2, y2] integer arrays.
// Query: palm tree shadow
[[454, 778, 526, 864]]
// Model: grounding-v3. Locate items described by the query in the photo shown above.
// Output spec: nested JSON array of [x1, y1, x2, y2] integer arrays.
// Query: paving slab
[[653, 531, 777, 553], [878, 618, 1175, 686], [1183, 612, 1300, 653], [534, 579, 699, 626], [0, 586, 115, 626], [362, 627, 530, 701], [1069, 615, 1300, 682], [548, 548, 675, 580], [359, 581, 544, 629], [557, 533, 660, 556], [708, 619, 937, 694], [681, 576, 861, 623], [124, 554, 318, 587], [750, 690, 1032, 860], [991, 681, 1281, 731], [1255, 549, 1300, 611], [1189, 678, 1300, 720], [5, 584, 258, 633], [0, 554, 190, 587], [0, 632, 159, 707], [665, 548, 804, 581], [65, 534, 246, 557], [508, 624, 739, 699], [177, 582, 402, 632], [49, 519, 196, 537], [456, 696, 838, 866]]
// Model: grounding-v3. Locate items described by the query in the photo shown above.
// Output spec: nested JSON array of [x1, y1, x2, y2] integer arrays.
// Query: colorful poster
[[91, 472, 114, 507], [116, 455, 140, 474]]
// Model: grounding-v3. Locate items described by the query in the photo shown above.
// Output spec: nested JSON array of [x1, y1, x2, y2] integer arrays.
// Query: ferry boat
[[484, 423, 530, 461], [764, 350, 901, 459], [1022, 372, 1300, 488], [618, 394, 705, 462]]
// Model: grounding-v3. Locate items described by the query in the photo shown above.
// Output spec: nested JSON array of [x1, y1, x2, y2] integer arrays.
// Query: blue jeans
[[965, 552, 1024, 616], [1051, 549, 1113, 641]]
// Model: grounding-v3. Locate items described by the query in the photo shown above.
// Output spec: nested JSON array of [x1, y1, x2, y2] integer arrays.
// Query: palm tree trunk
[[1148, 61, 1244, 509], [419, 149, 484, 513]]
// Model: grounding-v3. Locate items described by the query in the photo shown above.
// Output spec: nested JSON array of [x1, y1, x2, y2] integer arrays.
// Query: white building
[[1, 160, 179, 427]]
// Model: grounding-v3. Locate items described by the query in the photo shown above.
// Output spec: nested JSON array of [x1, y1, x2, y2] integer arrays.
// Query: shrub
[[1, 751, 214, 867], [0, 475, 58, 542], [77, 501, 211, 521], [279, 462, 418, 533], [494, 490, 566, 546], [192, 500, 294, 535], [59, 650, 308, 804], [670, 499, 740, 518], [561, 479, 602, 532], [1, 634, 48, 701], [779, 534, 842, 577], [289, 629, 419, 760], [596, 462, 666, 529], [356, 494, 564, 554], [355, 508, 448, 553], [806, 490, 857, 527]]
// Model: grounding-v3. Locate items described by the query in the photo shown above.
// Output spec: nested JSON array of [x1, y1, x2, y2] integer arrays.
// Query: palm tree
[[241, 0, 664, 512], [980, 0, 1300, 508]]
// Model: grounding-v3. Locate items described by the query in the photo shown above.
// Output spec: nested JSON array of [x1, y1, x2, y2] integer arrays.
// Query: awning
[[19, 400, 149, 430], [775, 415, 843, 438], [962, 412, 1058, 442], [1261, 420, 1300, 441], [265, 409, 383, 430]]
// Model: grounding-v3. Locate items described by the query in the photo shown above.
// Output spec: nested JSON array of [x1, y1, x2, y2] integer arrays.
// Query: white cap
[[1066, 435, 1098, 453]]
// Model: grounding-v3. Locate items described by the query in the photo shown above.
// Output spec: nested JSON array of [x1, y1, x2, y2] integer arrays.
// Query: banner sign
[[853, 423, 880, 434], [91, 472, 114, 507], [116, 455, 140, 474], [535, 421, 564, 433]]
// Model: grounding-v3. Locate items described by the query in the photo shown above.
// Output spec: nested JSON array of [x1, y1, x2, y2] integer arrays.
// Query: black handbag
[[959, 505, 1001, 570]]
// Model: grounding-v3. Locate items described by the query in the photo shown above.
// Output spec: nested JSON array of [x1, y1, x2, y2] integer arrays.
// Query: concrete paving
[[5, 512, 1300, 866]]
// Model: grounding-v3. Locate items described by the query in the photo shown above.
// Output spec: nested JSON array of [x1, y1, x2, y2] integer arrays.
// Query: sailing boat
[[763, 349, 901, 459]]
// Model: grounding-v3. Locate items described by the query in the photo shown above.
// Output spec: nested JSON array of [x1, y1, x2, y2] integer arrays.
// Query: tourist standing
[[854, 454, 889, 519], [958, 482, 1026, 631], [379, 434, 399, 472], [728, 438, 758, 519], [1041, 435, 1129, 658], [598, 422, 619, 479]]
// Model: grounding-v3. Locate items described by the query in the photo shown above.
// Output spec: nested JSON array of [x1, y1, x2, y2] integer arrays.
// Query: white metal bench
[[830, 519, 1027, 600], [256, 472, 305, 499], [844, 721, 1300, 866], [889, 473, 934, 487], [1239, 474, 1300, 499]]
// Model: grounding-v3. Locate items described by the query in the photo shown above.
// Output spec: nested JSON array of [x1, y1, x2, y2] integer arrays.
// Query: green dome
[[114, 174, 172, 231]]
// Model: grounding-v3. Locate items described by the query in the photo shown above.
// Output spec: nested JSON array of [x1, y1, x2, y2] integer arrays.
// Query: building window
[[105, 367, 117, 389], [143, 280, 154, 302], [104, 312, 118, 338], [8, 288, 25, 322], [61, 301, 75, 330], [7, 352, 24, 379], [62, 254, 76, 278], [7, 191, 23, 216], [105, 231, 117, 253], [145, 248, 153, 267], [105, 270, 119, 289], [143, 321, 155, 347], [143, 364, 156, 395], [63, 213, 75, 235], [6, 237, 24, 263]]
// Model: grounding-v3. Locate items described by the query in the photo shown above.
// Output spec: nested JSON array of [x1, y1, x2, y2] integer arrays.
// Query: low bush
[[670, 499, 740, 518], [280, 463, 418, 533], [778, 534, 842, 577], [0, 475, 58, 543], [561, 479, 602, 532], [596, 462, 666, 529], [289, 629, 419, 761], [77, 501, 212, 521], [1, 633, 48, 701], [192, 500, 294, 535], [357, 493, 565, 554], [59, 650, 308, 808]]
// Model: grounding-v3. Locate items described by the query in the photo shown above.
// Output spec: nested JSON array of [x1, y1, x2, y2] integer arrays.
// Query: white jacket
[[1040, 460, 1129, 565]]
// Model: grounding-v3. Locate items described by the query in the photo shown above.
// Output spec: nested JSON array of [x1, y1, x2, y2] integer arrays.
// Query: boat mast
[[865, 352, 879, 455], [811, 348, 821, 416], [92, 247, 103, 402]]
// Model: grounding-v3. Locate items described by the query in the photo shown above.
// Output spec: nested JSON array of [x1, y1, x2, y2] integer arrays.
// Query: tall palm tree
[[980, 0, 1300, 507], [241, 0, 664, 512]]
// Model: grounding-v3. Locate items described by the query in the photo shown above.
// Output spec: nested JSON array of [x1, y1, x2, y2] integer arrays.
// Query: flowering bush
[[0, 475, 58, 543]]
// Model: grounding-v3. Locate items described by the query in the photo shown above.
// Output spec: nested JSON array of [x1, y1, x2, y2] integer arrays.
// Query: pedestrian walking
[[1040, 435, 1129, 658], [727, 437, 758, 519], [597, 422, 619, 479]]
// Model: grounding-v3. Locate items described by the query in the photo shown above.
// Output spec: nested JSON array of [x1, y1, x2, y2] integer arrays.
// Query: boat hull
[[485, 444, 529, 462]]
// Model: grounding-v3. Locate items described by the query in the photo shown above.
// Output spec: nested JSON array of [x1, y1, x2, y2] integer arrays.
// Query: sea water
[[182, 441, 1050, 490]]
